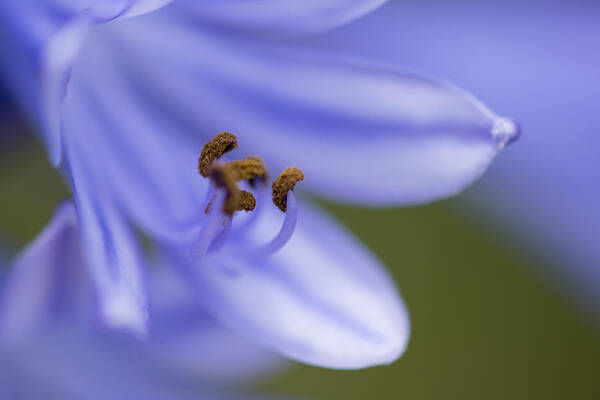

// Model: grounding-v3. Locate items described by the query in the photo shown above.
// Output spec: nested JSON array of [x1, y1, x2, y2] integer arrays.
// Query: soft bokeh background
[[2, 0, 600, 398]]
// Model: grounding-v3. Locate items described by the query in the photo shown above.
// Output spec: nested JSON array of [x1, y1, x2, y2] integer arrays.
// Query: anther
[[272, 167, 305, 212], [224, 156, 268, 183], [198, 132, 238, 177], [238, 190, 256, 212], [196, 134, 306, 258], [210, 165, 241, 215]]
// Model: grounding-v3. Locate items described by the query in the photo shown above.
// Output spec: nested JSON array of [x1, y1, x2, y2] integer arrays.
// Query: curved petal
[[61, 130, 150, 333], [72, 191, 150, 335], [173, 0, 387, 37], [171, 202, 410, 369], [0, 0, 173, 166], [60, 31, 210, 243], [145, 309, 289, 382], [0, 202, 83, 341], [96, 16, 519, 206], [146, 264, 288, 382], [3, 328, 273, 400], [0, 202, 285, 382], [308, 0, 600, 316]]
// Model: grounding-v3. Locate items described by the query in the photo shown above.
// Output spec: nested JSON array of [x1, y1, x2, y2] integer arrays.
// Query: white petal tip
[[308, 314, 411, 370], [491, 117, 521, 148], [101, 294, 149, 338]]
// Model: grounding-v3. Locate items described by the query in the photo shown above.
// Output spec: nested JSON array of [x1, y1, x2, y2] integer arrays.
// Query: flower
[[0, 202, 284, 398], [0, 1, 519, 368], [305, 0, 599, 316]]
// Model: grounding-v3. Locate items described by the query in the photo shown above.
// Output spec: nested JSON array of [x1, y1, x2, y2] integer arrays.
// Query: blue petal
[[0, 0, 173, 166], [0, 203, 284, 382], [91, 15, 518, 206], [172, 0, 387, 37], [0, 202, 81, 341], [60, 33, 210, 242], [146, 264, 287, 382], [61, 133, 150, 333], [305, 1, 600, 315], [72, 195, 150, 335], [3, 328, 276, 400], [174, 202, 410, 369]]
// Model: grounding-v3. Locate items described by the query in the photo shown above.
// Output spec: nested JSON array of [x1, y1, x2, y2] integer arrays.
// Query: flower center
[[192, 132, 304, 260]]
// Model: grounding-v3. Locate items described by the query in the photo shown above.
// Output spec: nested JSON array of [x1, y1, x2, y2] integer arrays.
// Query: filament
[[208, 216, 232, 253], [189, 191, 224, 260], [235, 186, 265, 233], [239, 192, 298, 259]]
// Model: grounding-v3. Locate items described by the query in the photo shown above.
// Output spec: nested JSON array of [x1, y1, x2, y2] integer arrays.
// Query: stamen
[[209, 165, 259, 215], [235, 185, 265, 232], [208, 217, 233, 253], [204, 194, 216, 215], [239, 191, 298, 259], [196, 134, 305, 259], [224, 156, 268, 183], [238, 190, 256, 212], [201, 183, 216, 215], [198, 132, 238, 177], [190, 192, 225, 260], [210, 164, 241, 215], [272, 167, 305, 212]]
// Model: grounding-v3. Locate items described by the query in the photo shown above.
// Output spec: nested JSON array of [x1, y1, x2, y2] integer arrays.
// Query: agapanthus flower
[[0, 202, 284, 398], [305, 0, 599, 316], [0, 0, 519, 369]]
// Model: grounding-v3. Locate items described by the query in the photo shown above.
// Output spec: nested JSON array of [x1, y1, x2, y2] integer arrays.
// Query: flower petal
[[100, 16, 519, 206], [60, 32, 209, 242], [0, 203, 285, 383], [172, 202, 410, 369], [0, 202, 82, 341], [172, 0, 387, 37], [3, 328, 272, 400], [61, 131, 150, 333], [73, 193, 149, 334], [0, 0, 173, 166], [146, 264, 288, 382], [307, 1, 600, 316]]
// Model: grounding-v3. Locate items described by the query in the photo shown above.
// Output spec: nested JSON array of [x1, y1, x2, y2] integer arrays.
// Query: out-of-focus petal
[[146, 309, 289, 382], [146, 264, 288, 382], [61, 131, 150, 333], [0, 0, 173, 166], [60, 31, 209, 243], [171, 201, 410, 369], [72, 193, 149, 335], [0, 202, 82, 341], [95, 15, 518, 206], [0, 202, 285, 383], [173, 0, 387, 37], [2, 327, 274, 400]]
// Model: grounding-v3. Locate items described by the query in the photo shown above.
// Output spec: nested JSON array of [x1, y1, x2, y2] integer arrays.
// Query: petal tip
[[323, 304, 411, 370], [366, 311, 411, 368], [491, 117, 521, 148], [99, 291, 149, 338]]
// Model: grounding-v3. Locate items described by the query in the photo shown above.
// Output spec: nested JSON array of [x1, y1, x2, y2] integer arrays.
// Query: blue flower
[[0, 202, 284, 398], [0, 1, 518, 368]]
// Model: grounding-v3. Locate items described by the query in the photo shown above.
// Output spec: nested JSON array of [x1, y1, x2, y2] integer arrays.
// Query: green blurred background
[[2, 125, 599, 399]]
